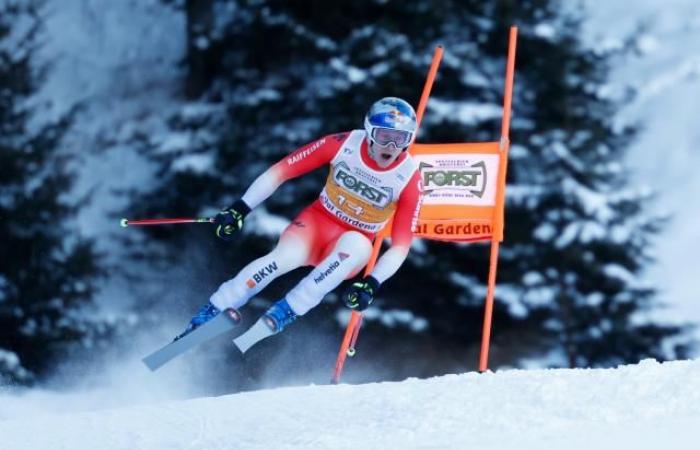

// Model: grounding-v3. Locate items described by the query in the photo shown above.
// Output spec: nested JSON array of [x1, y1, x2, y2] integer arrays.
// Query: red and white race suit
[[210, 130, 422, 315]]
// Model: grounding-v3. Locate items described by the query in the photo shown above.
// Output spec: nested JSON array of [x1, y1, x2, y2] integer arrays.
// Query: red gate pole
[[478, 26, 518, 372], [331, 45, 444, 384]]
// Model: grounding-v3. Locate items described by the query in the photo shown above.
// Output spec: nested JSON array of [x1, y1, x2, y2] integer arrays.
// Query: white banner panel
[[413, 153, 500, 206]]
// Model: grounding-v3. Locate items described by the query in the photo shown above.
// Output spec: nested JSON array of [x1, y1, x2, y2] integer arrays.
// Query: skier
[[176, 97, 423, 351]]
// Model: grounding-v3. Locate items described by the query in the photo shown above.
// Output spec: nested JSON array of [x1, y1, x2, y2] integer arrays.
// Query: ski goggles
[[370, 127, 413, 148]]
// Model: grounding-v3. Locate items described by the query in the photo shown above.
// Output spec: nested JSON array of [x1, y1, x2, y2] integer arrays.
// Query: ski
[[232, 316, 277, 353], [143, 308, 242, 371]]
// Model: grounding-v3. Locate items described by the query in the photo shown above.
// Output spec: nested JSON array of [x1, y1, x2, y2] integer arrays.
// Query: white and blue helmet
[[364, 97, 417, 149]]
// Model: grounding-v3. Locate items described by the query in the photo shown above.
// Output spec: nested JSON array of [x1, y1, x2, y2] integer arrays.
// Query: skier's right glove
[[343, 276, 380, 311], [214, 199, 251, 241]]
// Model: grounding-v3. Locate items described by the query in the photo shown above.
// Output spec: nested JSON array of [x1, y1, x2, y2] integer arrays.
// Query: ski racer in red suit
[[176, 97, 423, 351]]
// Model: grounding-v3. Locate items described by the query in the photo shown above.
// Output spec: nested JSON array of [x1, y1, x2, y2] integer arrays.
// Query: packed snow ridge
[[1, 359, 699, 450]]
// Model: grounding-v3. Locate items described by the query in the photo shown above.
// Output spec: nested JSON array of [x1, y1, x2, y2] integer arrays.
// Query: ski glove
[[214, 199, 251, 241], [343, 276, 380, 311]]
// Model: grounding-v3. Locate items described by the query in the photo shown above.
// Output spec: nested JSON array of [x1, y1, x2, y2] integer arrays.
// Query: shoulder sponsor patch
[[287, 138, 327, 165]]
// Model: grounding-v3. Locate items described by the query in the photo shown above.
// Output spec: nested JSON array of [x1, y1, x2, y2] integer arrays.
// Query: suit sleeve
[[370, 170, 422, 284], [241, 133, 347, 209]]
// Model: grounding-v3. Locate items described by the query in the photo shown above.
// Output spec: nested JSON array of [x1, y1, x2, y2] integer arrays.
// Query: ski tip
[[142, 356, 160, 372], [232, 336, 250, 354], [232, 318, 276, 354], [232, 341, 244, 354], [120, 218, 129, 228]]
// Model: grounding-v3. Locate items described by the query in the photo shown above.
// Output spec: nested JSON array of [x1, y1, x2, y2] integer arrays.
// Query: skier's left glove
[[343, 276, 380, 311], [214, 199, 251, 241]]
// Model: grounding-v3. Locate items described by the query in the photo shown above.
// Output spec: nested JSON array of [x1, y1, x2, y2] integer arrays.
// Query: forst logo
[[333, 163, 392, 207], [420, 161, 487, 198], [425, 171, 476, 187]]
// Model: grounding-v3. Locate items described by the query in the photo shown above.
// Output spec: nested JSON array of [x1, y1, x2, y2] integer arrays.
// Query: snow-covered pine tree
[[0, 0, 106, 384], [133, 0, 688, 382], [488, 2, 691, 367]]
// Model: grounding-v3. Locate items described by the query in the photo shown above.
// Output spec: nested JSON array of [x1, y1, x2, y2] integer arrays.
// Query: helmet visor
[[371, 127, 413, 148]]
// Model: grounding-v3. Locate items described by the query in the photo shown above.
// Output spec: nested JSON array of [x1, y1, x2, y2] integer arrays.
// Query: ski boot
[[174, 301, 221, 341], [263, 298, 298, 333]]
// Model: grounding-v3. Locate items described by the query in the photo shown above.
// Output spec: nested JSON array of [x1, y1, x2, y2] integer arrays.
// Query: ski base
[[143, 308, 242, 371]]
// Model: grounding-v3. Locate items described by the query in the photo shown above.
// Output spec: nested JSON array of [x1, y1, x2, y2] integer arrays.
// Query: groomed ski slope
[[1, 359, 699, 450]]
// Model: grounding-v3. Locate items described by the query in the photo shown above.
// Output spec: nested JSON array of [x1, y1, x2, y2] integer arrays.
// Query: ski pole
[[332, 311, 362, 383], [120, 217, 214, 228], [346, 314, 364, 357], [331, 45, 444, 384]]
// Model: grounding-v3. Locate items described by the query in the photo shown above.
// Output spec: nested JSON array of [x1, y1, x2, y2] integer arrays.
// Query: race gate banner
[[410, 142, 505, 242]]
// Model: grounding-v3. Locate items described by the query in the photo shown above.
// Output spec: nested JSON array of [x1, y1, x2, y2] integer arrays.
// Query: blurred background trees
[[0, 0, 110, 384], [1, 0, 692, 389]]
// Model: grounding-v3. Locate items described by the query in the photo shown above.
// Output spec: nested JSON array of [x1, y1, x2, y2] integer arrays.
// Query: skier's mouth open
[[381, 153, 393, 160]]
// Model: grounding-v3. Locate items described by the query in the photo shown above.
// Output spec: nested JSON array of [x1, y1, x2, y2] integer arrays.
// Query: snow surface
[[0, 358, 698, 449]]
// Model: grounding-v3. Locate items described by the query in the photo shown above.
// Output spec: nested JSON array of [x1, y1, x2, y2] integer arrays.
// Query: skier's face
[[368, 140, 404, 168]]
